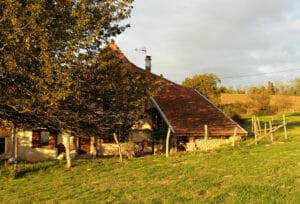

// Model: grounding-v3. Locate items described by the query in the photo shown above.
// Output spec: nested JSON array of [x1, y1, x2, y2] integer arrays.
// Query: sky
[[115, 0, 300, 87]]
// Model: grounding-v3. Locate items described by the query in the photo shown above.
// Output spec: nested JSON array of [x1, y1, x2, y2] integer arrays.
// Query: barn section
[[151, 79, 248, 152]]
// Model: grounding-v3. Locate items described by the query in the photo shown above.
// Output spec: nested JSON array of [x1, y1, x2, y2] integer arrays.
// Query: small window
[[0, 138, 5, 154], [40, 131, 50, 146]]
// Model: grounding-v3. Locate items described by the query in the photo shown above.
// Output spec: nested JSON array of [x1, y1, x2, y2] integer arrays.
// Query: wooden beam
[[166, 127, 171, 157]]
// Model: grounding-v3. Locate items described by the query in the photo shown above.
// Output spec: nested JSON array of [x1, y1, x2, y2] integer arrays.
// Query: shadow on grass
[[15, 161, 62, 179], [287, 112, 300, 117]]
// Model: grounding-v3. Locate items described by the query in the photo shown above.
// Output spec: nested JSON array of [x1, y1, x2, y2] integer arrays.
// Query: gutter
[[151, 97, 175, 133], [194, 90, 248, 134]]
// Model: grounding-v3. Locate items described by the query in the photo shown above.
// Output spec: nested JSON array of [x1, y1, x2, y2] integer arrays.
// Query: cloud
[[116, 0, 300, 86]]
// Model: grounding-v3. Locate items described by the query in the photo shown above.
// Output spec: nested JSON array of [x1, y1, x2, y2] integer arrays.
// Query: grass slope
[[0, 113, 299, 203]]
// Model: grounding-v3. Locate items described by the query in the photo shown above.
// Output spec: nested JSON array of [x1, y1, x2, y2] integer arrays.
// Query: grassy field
[[0, 113, 299, 203]]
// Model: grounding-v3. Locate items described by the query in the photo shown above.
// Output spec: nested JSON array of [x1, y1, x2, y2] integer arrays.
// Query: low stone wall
[[101, 143, 120, 156], [186, 136, 241, 151]]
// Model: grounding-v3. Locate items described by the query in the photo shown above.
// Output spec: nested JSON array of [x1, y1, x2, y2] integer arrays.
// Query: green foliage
[[0, 0, 150, 138], [182, 73, 221, 104]]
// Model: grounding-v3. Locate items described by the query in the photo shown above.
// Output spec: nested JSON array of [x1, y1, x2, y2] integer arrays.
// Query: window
[[0, 138, 5, 154], [32, 130, 57, 148], [40, 131, 50, 146]]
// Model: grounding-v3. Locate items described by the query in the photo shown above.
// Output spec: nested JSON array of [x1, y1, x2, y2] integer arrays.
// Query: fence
[[248, 114, 287, 146]]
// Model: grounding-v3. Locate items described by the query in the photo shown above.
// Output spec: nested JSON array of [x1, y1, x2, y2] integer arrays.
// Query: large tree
[[0, 0, 135, 168], [182, 73, 221, 104]]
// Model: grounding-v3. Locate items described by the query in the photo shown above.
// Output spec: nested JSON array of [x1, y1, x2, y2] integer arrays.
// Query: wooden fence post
[[166, 127, 171, 157], [269, 120, 273, 143], [232, 127, 237, 147], [257, 117, 262, 135], [251, 116, 254, 133], [283, 114, 287, 140], [254, 120, 258, 145], [204, 125, 208, 151], [264, 122, 267, 136]]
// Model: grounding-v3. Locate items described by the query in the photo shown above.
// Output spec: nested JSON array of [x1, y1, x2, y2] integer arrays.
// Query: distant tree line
[[219, 78, 300, 96]]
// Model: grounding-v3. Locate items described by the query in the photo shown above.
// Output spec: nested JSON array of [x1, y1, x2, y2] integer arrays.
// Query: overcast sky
[[115, 0, 300, 87]]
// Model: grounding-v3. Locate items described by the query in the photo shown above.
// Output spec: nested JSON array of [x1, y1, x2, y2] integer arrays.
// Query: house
[[0, 42, 247, 162]]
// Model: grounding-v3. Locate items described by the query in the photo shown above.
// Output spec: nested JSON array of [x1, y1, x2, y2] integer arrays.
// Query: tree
[[295, 78, 300, 96], [267, 81, 275, 95], [248, 90, 271, 114], [0, 0, 135, 169], [182, 73, 221, 104], [67, 46, 154, 163]]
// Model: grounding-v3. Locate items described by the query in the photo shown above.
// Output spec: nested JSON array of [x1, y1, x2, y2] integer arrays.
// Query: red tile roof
[[152, 80, 247, 136], [108, 41, 248, 136]]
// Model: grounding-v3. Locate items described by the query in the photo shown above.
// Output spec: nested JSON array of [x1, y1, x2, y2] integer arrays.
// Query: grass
[[0, 113, 299, 203]]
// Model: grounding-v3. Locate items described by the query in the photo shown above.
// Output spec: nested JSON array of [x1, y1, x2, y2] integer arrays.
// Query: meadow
[[0, 113, 299, 203]]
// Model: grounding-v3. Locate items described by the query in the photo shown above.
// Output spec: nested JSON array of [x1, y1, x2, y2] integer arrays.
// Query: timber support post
[[232, 127, 237, 147], [12, 122, 18, 171], [166, 127, 171, 157], [204, 125, 208, 151]]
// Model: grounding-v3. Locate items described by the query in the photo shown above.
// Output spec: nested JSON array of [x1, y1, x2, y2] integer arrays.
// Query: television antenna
[[134, 47, 147, 56]]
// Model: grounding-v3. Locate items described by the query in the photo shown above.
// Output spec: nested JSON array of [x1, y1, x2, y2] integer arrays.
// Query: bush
[[122, 141, 136, 159]]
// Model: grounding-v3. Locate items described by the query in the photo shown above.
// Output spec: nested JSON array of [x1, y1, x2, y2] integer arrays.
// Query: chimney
[[145, 56, 151, 72]]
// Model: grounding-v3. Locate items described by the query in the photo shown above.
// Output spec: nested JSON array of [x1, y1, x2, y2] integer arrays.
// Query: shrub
[[122, 141, 136, 159]]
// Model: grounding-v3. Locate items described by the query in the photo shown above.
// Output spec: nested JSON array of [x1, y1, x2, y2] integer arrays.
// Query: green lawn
[[0, 113, 299, 203]]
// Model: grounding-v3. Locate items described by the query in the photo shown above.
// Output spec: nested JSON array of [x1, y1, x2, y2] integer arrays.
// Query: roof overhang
[[151, 97, 175, 133]]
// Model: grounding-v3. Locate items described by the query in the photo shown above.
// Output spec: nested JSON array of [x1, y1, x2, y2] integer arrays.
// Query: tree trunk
[[12, 123, 18, 171], [113, 132, 123, 163], [63, 131, 72, 169]]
